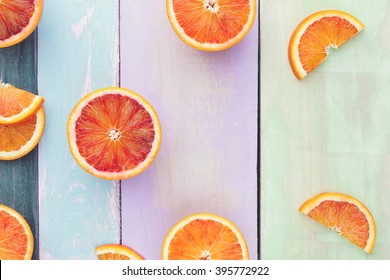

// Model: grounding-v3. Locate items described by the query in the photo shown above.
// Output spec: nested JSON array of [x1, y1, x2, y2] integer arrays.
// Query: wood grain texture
[[120, 0, 259, 259], [37, 0, 120, 259], [261, 0, 390, 259], [0, 33, 39, 260]]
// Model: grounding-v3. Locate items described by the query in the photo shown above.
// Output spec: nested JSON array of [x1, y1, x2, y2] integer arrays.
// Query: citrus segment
[[67, 87, 162, 180], [96, 244, 144, 260], [288, 10, 364, 79], [0, 83, 44, 125], [166, 0, 257, 51], [0, 0, 43, 48], [0, 204, 34, 260], [162, 213, 249, 260], [299, 192, 376, 254], [0, 107, 44, 160]]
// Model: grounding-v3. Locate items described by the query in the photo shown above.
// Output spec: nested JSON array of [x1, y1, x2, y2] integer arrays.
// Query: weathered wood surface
[[261, 0, 390, 259], [0, 33, 39, 260], [1, 0, 259, 260], [37, 0, 120, 259], [120, 0, 259, 259]]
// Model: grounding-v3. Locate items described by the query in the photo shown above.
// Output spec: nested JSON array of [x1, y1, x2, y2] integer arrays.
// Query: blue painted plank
[[0, 33, 39, 260], [37, 0, 120, 259]]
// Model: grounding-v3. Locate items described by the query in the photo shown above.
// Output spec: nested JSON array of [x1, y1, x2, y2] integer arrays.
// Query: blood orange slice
[[166, 0, 257, 51], [0, 204, 34, 260], [299, 192, 376, 254], [162, 213, 249, 260], [96, 244, 144, 260], [0, 0, 44, 48], [0, 83, 44, 125], [0, 107, 45, 160], [288, 10, 364, 79], [67, 87, 162, 180]]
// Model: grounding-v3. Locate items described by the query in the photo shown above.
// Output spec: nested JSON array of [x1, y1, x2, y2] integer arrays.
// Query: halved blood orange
[[0, 204, 34, 260], [0, 83, 44, 125], [299, 192, 376, 254], [288, 10, 364, 79], [96, 244, 144, 260], [162, 213, 249, 260], [166, 0, 257, 51], [0, 0, 44, 48], [0, 107, 45, 160], [67, 87, 162, 180]]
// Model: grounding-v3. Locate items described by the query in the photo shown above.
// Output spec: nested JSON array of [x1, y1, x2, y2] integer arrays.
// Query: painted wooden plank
[[0, 33, 39, 260], [120, 0, 259, 259], [261, 0, 390, 259], [37, 0, 120, 259]]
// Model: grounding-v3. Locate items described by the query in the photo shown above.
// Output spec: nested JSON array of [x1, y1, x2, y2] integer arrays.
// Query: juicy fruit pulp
[[307, 200, 369, 250], [0, 108, 45, 160], [167, 0, 256, 51], [0, 83, 44, 125], [162, 213, 249, 260], [0, 204, 34, 260], [68, 87, 161, 180], [0, 0, 43, 48], [299, 193, 376, 254], [0, 0, 35, 40], [75, 94, 155, 172], [96, 244, 144, 260], [288, 10, 364, 79]]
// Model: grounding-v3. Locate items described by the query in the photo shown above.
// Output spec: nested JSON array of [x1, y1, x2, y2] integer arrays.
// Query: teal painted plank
[[0, 33, 39, 259], [261, 0, 390, 259], [37, 0, 120, 259]]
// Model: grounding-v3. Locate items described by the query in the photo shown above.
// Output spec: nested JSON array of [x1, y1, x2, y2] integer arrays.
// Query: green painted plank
[[37, 0, 120, 259], [0, 33, 39, 260], [261, 0, 390, 259]]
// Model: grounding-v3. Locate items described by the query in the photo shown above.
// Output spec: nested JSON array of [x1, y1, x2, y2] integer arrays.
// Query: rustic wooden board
[[120, 0, 259, 259], [0, 33, 39, 260], [261, 0, 390, 259], [37, 0, 120, 259]]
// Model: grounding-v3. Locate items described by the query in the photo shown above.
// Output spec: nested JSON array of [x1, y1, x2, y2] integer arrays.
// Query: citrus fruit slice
[[67, 87, 162, 180], [96, 244, 144, 260], [299, 192, 376, 254], [0, 0, 44, 48], [0, 83, 44, 125], [0, 204, 34, 260], [162, 213, 249, 260], [0, 107, 44, 160], [288, 10, 364, 80], [166, 0, 257, 51]]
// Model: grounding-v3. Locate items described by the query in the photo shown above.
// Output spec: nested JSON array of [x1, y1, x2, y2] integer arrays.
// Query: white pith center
[[108, 129, 121, 141], [199, 250, 211, 260], [205, 0, 219, 13]]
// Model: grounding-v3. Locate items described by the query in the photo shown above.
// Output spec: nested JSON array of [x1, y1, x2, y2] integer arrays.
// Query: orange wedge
[[0, 83, 44, 125], [96, 244, 144, 260], [0, 204, 34, 260], [166, 0, 257, 51], [67, 87, 162, 180], [299, 192, 376, 254], [0, 107, 44, 160], [0, 0, 44, 48], [288, 10, 364, 79], [162, 213, 249, 260]]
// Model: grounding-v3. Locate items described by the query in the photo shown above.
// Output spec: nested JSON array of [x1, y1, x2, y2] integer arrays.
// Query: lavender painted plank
[[120, 0, 259, 259], [37, 0, 120, 259]]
